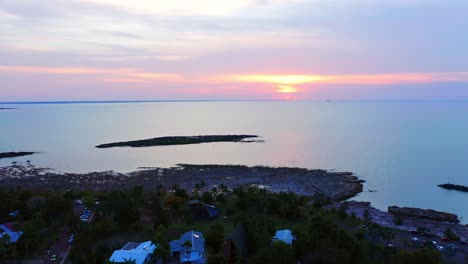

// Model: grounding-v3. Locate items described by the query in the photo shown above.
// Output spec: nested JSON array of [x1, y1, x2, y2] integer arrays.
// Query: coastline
[[1, 162, 466, 240], [0, 163, 363, 200]]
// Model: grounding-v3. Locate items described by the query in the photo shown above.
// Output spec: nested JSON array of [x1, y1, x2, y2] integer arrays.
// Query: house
[[0, 222, 23, 243], [224, 223, 248, 263], [272, 229, 295, 245], [185, 200, 219, 219], [170, 231, 206, 264], [109, 241, 157, 264]]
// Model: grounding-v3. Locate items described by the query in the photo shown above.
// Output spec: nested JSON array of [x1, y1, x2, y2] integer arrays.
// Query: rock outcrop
[[388, 206, 460, 223]]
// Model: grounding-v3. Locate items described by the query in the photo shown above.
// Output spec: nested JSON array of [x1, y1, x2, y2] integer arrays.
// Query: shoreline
[[1, 163, 466, 239], [0, 163, 363, 200]]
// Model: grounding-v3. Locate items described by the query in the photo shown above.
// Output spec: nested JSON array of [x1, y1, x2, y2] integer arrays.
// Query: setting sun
[[276, 85, 297, 93]]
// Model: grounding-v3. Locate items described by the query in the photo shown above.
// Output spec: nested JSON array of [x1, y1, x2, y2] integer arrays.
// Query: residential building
[[170, 231, 206, 264], [272, 229, 296, 245], [0, 222, 23, 243], [109, 241, 157, 264]]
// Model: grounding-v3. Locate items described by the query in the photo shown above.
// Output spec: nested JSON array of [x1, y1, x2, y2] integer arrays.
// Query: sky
[[1, 0, 468, 101]]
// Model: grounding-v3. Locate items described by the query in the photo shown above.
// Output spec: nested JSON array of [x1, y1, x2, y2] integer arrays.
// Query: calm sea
[[1, 101, 467, 222]]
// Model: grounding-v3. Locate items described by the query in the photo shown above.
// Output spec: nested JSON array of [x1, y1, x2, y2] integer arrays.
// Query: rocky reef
[[0, 152, 36, 159], [388, 206, 460, 223], [438, 183, 468, 193], [96, 135, 261, 148], [0, 163, 363, 201]]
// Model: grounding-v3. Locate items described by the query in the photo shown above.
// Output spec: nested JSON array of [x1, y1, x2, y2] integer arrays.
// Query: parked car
[[441, 236, 451, 242], [457, 240, 467, 245], [436, 245, 444, 251], [51, 254, 57, 262], [408, 230, 418, 235], [411, 237, 419, 243], [447, 244, 457, 251]]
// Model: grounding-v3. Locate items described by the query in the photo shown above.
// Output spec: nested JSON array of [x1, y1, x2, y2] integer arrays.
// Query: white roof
[[109, 241, 156, 264], [273, 229, 295, 245]]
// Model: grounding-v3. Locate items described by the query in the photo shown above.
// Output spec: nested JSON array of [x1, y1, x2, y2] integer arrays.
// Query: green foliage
[[201, 191, 215, 204], [207, 253, 227, 264], [393, 216, 403, 227], [392, 248, 440, 264], [82, 195, 95, 209], [205, 223, 225, 253], [152, 225, 170, 264], [103, 190, 140, 228], [444, 228, 460, 241], [293, 212, 361, 264], [252, 241, 296, 264], [172, 184, 188, 199], [151, 196, 169, 228]]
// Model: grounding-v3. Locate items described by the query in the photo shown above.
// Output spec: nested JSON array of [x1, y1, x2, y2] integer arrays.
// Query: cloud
[[220, 72, 468, 86]]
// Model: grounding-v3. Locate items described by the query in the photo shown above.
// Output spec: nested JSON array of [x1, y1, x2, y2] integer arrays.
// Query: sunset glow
[[1, 1, 468, 100], [276, 85, 297, 93]]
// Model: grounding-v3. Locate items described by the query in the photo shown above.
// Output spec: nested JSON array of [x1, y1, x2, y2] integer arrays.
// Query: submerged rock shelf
[[0, 164, 363, 201], [95, 135, 261, 148]]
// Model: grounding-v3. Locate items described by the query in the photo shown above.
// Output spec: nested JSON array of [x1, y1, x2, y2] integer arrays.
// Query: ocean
[[1, 101, 467, 222]]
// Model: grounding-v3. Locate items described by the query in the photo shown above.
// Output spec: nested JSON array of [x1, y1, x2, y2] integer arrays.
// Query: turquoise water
[[1, 101, 467, 222]]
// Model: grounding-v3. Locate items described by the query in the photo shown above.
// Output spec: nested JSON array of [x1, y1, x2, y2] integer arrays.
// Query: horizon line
[[2, 99, 468, 105]]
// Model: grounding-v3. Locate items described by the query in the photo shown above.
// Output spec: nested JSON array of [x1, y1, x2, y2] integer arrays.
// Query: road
[[42, 226, 70, 264]]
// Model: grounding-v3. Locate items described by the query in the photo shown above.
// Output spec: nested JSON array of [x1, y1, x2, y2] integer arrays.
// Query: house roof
[[186, 200, 219, 218], [180, 231, 205, 253], [230, 223, 248, 257], [273, 229, 295, 245], [109, 241, 156, 264], [169, 239, 181, 253], [0, 222, 23, 243], [1, 222, 18, 232]]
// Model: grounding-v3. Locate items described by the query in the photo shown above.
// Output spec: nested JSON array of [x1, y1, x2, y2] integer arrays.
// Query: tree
[[82, 195, 95, 209], [444, 228, 460, 241], [293, 213, 361, 263], [392, 249, 440, 264], [182, 240, 192, 250], [207, 253, 227, 264], [393, 216, 403, 228], [206, 223, 225, 253], [152, 225, 170, 264], [0, 233, 11, 258], [151, 196, 169, 227], [252, 241, 296, 264]]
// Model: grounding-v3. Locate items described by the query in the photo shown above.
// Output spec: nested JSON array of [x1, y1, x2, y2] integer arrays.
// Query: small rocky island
[[0, 107, 16, 110], [438, 183, 468, 193], [96, 135, 261, 148], [0, 152, 36, 159]]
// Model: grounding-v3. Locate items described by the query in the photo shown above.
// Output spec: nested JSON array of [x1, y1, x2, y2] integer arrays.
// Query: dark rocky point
[[0, 152, 36, 159], [438, 183, 468, 193]]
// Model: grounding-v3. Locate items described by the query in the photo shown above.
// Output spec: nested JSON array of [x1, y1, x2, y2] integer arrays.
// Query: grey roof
[[230, 223, 248, 257]]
